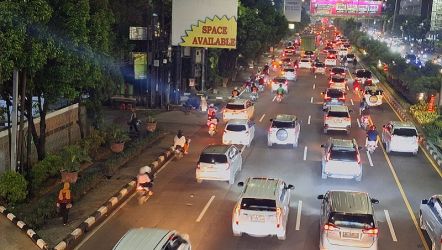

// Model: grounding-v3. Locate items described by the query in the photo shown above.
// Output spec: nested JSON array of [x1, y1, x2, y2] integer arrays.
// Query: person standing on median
[[57, 182, 73, 225]]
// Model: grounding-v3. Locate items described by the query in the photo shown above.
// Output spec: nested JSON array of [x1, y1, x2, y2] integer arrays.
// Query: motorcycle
[[174, 138, 190, 160], [137, 183, 153, 205], [360, 115, 370, 130], [276, 94, 283, 103], [207, 118, 218, 136], [366, 139, 378, 154], [250, 92, 258, 102]]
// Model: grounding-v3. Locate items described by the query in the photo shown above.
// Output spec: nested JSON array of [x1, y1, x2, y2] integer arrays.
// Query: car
[[113, 228, 191, 250], [267, 114, 301, 147], [304, 50, 315, 59], [323, 46, 333, 54], [381, 121, 419, 155], [343, 43, 351, 51], [329, 76, 347, 90], [283, 68, 297, 81], [196, 144, 242, 184], [363, 85, 383, 107], [323, 105, 351, 134], [328, 49, 338, 57], [330, 67, 346, 78], [283, 46, 295, 56], [338, 48, 348, 57], [345, 53, 356, 63], [321, 138, 362, 181], [313, 62, 326, 74], [223, 119, 255, 147], [232, 177, 294, 240], [325, 55, 337, 66], [223, 99, 254, 122], [322, 88, 346, 110], [420, 195, 442, 250], [318, 190, 379, 250], [299, 58, 312, 68], [271, 77, 288, 92], [355, 69, 372, 83], [280, 57, 293, 68]]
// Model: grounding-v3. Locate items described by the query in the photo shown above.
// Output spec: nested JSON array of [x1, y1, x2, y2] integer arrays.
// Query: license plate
[[342, 232, 359, 239], [250, 215, 265, 222]]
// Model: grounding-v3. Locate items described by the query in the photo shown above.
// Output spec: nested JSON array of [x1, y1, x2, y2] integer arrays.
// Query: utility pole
[[10, 70, 19, 172], [201, 48, 206, 91], [391, 0, 399, 34]]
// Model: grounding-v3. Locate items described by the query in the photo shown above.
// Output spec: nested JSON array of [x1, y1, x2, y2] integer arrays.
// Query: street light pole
[[391, 0, 399, 34]]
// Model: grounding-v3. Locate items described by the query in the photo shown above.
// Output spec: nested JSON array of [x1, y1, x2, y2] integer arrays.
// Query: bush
[[60, 145, 91, 172], [80, 129, 106, 157], [30, 154, 63, 191], [0, 172, 28, 205], [410, 101, 439, 124], [423, 119, 442, 143]]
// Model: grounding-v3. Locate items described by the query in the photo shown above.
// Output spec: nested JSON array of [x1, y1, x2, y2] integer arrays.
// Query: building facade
[[431, 0, 442, 30], [399, 0, 423, 16]]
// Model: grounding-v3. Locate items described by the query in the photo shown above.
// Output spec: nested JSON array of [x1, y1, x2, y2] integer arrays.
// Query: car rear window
[[315, 62, 325, 67], [225, 104, 245, 110], [272, 121, 295, 128], [199, 153, 228, 164], [356, 70, 371, 78], [282, 58, 291, 62], [329, 149, 357, 161], [329, 212, 375, 229], [305, 51, 313, 55], [331, 77, 345, 83], [329, 50, 337, 54], [226, 124, 246, 132], [332, 68, 345, 74], [301, 59, 310, 62], [284, 68, 295, 72], [327, 111, 349, 118], [241, 198, 276, 211], [393, 128, 417, 137], [327, 90, 344, 98], [274, 78, 286, 83], [347, 54, 355, 58]]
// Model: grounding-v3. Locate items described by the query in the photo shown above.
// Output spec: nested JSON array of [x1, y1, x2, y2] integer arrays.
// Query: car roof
[[113, 228, 172, 250], [274, 114, 297, 122], [202, 144, 231, 155], [328, 105, 349, 112], [242, 177, 280, 199], [227, 99, 248, 105], [273, 77, 286, 81], [226, 119, 249, 125], [330, 138, 356, 149], [356, 69, 370, 73], [390, 121, 416, 128], [327, 190, 373, 215], [365, 85, 381, 91]]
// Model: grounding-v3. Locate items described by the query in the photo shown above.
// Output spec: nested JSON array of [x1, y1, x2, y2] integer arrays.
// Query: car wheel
[[412, 150, 418, 156], [419, 212, 425, 230], [196, 179, 203, 184], [277, 232, 286, 240]]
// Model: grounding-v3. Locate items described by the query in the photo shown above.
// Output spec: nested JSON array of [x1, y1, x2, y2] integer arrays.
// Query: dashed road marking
[[295, 200, 303, 231], [308, 115, 311, 125], [272, 95, 276, 102], [350, 99, 354, 105], [310, 97, 313, 103], [313, 84, 315, 89], [196, 195, 215, 222], [259, 114, 266, 122], [366, 150, 374, 167], [384, 210, 398, 242], [303, 146, 308, 161], [356, 117, 361, 128]]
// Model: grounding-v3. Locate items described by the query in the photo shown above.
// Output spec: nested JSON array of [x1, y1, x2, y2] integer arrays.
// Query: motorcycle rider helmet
[[139, 166, 152, 174], [234, 87, 238, 90], [279, 84, 283, 87], [369, 125, 376, 130], [209, 103, 214, 108]]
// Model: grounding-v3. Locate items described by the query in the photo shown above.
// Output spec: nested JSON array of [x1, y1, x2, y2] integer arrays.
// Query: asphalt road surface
[[76, 50, 441, 250]]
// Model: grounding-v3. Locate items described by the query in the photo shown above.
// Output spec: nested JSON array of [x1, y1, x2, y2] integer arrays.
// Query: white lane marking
[[303, 146, 308, 161], [308, 115, 311, 125], [350, 99, 354, 105], [313, 84, 315, 89], [310, 97, 313, 103], [196, 195, 215, 222], [295, 200, 303, 231], [366, 150, 374, 167], [155, 156, 175, 175], [346, 85, 349, 91], [259, 114, 266, 122], [384, 210, 398, 242], [356, 117, 361, 128], [272, 95, 276, 102]]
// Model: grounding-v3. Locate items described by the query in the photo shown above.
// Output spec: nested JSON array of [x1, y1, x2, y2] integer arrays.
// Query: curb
[[53, 147, 175, 250], [0, 206, 48, 249], [425, 142, 442, 167]]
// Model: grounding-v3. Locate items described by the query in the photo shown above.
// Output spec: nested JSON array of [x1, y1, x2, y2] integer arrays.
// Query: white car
[[382, 121, 419, 155], [268, 114, 300, 147], [196, 144, 242, 184], [338, 48, 348, 57], [345, 53, 356, 63], [113, 228, 191, 250], [299, 58, 312, 69], [328, 76, 347, 90], [223, 99, 254, 122], [420, 195, 442, 250], [325, 55, 337, 66], [355, 69, 372, 83], [271, 77, 288, 93], [364, 85, 383, 106], [324, 105, 351, 134], [283, 68, 297, 81], [223, 119, 255, 147], [321, 138, 362, 181], [313, 62, 326, 74], [232, 177, 294, 240]]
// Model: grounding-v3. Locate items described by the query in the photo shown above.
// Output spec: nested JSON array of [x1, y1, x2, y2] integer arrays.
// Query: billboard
[[284, 0, 302, 22], [172, 0, 238, 49], [133, 53, 147, 80], [310, 0, 383, 16]]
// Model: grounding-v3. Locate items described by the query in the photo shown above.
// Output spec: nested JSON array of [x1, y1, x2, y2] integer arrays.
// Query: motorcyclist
[[359, 97, 368, 115], [231, 87, 240, 98], [353, 79, 361, 92], [137, 166, 153, 195], [207, 103, 217, 119], [276, 84, 285, 100], [360, 107, 370, 129], [173, 130, 188, 154], [365, 125, 379, 150]]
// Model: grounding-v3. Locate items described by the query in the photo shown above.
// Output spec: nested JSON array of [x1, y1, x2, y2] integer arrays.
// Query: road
[[76, 49, 442, 250]]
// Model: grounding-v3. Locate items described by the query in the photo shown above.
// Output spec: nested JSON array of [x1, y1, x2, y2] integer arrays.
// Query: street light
[[439, 69, 442, 114]]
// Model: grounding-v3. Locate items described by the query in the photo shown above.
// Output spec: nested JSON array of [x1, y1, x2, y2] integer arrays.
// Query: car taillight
[[225, 163, 230, 170], [324, 223, 339, 231], [197, 162, 201, 169], [339, 97, 345, 101], [362, 227, 378, 236], [276, 207, 282, 228], [234, 204, 241, 224]]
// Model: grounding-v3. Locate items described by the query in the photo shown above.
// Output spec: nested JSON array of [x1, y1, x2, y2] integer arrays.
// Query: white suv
[[321, 138, 362, 181], [267, 114, 300, 148], [323, 105, 351, 134], [232, 177, 294, 240], [381, 121, 419, 155], [420, 195, 442, 250], [222, 119, 255, 147], [196, 145, 242, 184]]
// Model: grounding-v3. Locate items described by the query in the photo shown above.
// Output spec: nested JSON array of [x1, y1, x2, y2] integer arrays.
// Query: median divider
[[53, 147, 176, 250]]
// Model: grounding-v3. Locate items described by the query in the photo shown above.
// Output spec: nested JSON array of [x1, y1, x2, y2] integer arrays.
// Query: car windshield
[[329, 212, 375, 229], [327, 90, 344, 98], [305, 51, 313, 55], [329, 148, 357, 161], [226, 124, 246, 132], [272, 121, 295, 128], [225, 104, 245, 110], [393, 128, 417, 137], [301, 59, 310, 62], [199, 154, 228, 164], [329, 50, 337, 54], [356, 70, 371, 78], [327, 111, 349, 118], [331, 77, 345, 83], [241, 198, 276, 211], [332, 68, 345, 74]]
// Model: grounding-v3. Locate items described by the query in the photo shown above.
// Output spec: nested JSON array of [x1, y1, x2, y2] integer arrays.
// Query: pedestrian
[[57, 182, 72, 225], [128, 108, 139, 133]]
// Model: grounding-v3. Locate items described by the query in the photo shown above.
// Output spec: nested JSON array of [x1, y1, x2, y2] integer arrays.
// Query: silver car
[[420, 195, 442, 250], [318, 190, 379, 250]]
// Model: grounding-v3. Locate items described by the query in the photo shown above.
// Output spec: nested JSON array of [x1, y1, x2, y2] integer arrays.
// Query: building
[[431, 0, 442, 30], [400, 0, 422, 15]]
